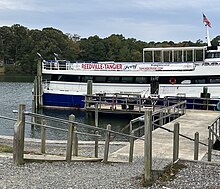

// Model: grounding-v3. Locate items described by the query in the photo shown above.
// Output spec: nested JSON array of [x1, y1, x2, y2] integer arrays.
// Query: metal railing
[[208, 115, 220, 161], [164, 96, 220, 111], [85, 92, 157, 112], [129, 100, 186, 135]]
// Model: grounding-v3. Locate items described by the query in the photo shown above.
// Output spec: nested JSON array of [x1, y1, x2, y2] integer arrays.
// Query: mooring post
[[95, 130, 99, 158], [40, 119, 46, 154], [73, 125, 78, 156], [173, 122, 180, 162], [66, 114, 75, 162], [31, 77, 37, 129], [159, 111, 163, 126], [194, 132, 199, 160], [37, 60, 43, 108], [129, 131, 135, 163], [95, 103, 98, 127], [13, 104, 25, 165], [85, 80, 93, 109], [207, 126, 212, 161], [103, 124, 111, 163], [144, 107, 153, 183]]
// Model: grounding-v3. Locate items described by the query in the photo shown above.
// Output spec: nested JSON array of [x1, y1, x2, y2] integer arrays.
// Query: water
[[0, 79, 131, 140]]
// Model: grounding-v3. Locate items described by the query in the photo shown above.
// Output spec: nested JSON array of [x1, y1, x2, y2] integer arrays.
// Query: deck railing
[[207, 115, 220, 161], [129, 100, 186, 135], [164, 96, 220, 111]]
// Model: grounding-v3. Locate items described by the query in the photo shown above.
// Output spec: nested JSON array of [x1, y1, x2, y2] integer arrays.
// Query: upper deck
[[41, 46, 220, 77], [143, 46, 207, 63]]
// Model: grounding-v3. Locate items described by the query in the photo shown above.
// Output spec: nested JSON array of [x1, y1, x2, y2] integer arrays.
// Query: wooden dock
[[84, 92, 162, 114], [109, 109, 220, 161]]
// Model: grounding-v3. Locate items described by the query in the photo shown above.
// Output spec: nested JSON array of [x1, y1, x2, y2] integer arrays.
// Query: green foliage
[[0, 144, 13, 153], [0, 24, 216, 74]]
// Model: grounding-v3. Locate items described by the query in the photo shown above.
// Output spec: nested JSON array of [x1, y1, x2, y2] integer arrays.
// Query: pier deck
[[109, 109, 220, 161]]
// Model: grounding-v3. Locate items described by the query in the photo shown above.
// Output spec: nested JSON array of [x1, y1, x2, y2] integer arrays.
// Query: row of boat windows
[[47, 74, 220, 84], [206, 52, 220, 59]]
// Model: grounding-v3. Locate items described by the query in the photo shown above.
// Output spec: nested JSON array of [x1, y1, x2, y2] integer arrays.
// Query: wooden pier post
[[73, 125, 78, 156], [129, 131, 135, 163], [85, 80, 93, 109], [194, 132, 199, 160], [144, 107, 153, 183], [95, 131, 99, 158], [32, 60, 43, 128], [95, 103, 98, 127], [13, 104, 25, 165], [103, 124, 111, 163], [37, 60, 43, 108], [66, 114, 75, 162], [31, 77, 37, 129], [40, 119, 46, 154], [208, 126, 212, 162], [173, 122, 180, 162]]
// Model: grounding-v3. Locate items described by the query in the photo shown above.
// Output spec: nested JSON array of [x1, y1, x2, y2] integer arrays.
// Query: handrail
[[129, 100, 186, 133], [207, 115, 220, 161], [154, 123, 208, 146], [24, 111, 143, 140]]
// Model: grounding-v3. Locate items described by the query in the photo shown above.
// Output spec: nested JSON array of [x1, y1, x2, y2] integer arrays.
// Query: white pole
[[206, 25, 211, 47]]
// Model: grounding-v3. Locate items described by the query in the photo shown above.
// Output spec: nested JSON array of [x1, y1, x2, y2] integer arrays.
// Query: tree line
[[0, 24, 219, 74]]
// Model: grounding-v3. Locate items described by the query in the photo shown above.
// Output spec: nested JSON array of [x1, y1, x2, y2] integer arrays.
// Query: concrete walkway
[[109, 109, 220, 162]]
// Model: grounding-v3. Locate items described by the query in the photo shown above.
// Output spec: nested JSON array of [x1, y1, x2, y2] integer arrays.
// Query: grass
[[159, 162, 187, 182], [0, 144, 13, 153], [137, 161, 188, 187]]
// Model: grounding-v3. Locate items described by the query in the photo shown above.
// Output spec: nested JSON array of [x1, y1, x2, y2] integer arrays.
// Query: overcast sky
[[0, 0, 219, 43]]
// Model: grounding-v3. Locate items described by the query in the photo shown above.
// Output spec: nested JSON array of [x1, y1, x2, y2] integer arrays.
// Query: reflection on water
[[0, 79, 132, 141]]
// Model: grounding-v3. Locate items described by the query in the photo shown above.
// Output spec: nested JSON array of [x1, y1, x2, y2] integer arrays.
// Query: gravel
[[0, 137, 220, 189]]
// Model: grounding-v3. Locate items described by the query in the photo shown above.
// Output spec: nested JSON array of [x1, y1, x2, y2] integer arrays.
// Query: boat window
[[181, 80, 191, 84], [94, 76, 106, 82], [194, 79, 206, 84], [135, 76, 148, 84], [206, 52, 220, 58], [121, 76, 134, 83], [106, 76, 120, 83], [211, 62, 219, 65], [57, 75, 81, 82], [81, 76, 93, 82], [210, 78, 220, 83]]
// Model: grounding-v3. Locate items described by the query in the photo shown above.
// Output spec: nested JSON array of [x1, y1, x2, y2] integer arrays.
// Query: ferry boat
[[41, 45, 220, 109]]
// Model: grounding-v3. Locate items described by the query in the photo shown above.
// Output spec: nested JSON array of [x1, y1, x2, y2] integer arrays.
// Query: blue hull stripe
[[43, 93, 85, 108]]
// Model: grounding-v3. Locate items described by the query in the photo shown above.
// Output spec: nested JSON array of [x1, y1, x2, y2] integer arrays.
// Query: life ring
[[169, 77, 176, 85], [217, 101, 220, 111]]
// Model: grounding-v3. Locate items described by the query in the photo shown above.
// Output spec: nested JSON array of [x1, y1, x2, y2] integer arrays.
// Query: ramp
[[109, 109, 220, 162]]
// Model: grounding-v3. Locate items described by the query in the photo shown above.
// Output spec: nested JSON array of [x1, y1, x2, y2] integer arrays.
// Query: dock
[[109, 109, 220, 161]]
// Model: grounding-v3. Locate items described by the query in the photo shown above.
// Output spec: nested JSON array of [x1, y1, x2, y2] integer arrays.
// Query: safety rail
[[129, 100, 186, 134], [164, 96, 220, 111], [12, 104, 144, 165], [207, 115, 220, 161], [85, 92, 160, 113]]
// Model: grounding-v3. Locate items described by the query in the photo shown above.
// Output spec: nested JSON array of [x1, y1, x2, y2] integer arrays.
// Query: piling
[[66, 114, 75, 162], [32, 60, 43, 126], [40, 119, 46, 154], [173, 122, 180, 162], [144, 107, 153, 183], [103, 124, 111, 163], [13, 104, 25, 165], [194, 132, 199, 160]]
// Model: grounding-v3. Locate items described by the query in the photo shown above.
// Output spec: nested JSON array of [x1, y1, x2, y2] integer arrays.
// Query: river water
[[0, 76, 131, 140]]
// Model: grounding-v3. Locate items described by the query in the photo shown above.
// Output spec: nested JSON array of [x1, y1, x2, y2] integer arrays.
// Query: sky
[[0, 0, 220, 43]]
